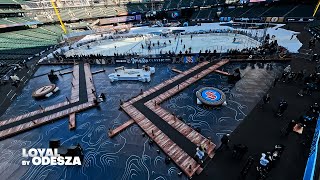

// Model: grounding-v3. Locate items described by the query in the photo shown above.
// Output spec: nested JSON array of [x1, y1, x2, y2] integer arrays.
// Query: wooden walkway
[[0, 63, 97, 140], [69, 113, 76, 130], [146, 104, 215, 158], [213, 69, 231, 76], [122, 104, 202, 177], [172, 66, 230, 76], [70, 64, 80, 103], [108, 119, 135, 138], [172, 68, 184, 74], [121, 60, 229, 177]]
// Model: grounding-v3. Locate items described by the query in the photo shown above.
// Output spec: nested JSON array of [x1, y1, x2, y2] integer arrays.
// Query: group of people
[[226, 33, 282, 57], [278, 64, 320, 97], [308, 36, 317, 49], [181, 28, 263, 43], [257, 145, 285, 177]]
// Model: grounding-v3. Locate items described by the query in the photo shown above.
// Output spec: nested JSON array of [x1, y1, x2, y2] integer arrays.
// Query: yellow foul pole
[[50, 0, 67, 34], [313, 0, 320, 17]]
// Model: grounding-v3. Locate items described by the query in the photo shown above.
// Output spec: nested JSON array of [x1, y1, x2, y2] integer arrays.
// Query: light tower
[[50, 0, 67, 34]]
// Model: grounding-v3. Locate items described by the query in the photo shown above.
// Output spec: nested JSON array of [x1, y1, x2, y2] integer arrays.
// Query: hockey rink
[[64, 33, 261, 57]]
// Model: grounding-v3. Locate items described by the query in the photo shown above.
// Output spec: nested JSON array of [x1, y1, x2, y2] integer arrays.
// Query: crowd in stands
[[22, 4, 148, 23], [309, 21, 320, 40], [192, 4, 315, 21], [164, 0, 221, 9]]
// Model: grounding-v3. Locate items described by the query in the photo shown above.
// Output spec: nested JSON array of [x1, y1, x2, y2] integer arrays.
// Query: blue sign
[[303, 116, 320, 180], [201, 89, 222, 102], [183, 56, 197, 63]]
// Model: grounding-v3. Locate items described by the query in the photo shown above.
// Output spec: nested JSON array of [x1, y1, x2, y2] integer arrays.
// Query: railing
[[303, 116, 320, 180]]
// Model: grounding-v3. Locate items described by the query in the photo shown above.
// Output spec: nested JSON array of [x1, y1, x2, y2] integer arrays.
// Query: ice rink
[[63, 22, 303, 58], [65, 33, 261, 57]]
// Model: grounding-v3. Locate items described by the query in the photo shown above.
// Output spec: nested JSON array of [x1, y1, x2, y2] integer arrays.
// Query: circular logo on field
[[196, 87, 226, 106], [34, 85, 55, 95], [201, 89, 222, 102], [32, 84, 58, 99]]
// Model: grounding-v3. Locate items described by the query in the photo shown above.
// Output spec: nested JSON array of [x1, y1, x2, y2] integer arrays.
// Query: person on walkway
[[284, 65, 291, 74], [277, 100, 288, 117], [287, 72, 295, 83], [220, 134, 230, 150], [258, 153, 270, 171], [261, 93, 271, 108], [295, 70, 304, 81], [195, 146, 205, 163], [284, 120, 296, 136], [263, 93, 271, 104], [280, 72, 288, 82]]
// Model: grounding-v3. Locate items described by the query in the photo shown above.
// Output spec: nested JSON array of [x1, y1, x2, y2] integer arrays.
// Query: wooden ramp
[[172, 68, 183, 74], [108, 119, 135, 138], [214, 69, 231, 76], [69, 113, 76, 130]]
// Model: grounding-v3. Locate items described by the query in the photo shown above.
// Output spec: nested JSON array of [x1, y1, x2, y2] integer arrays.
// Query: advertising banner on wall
[[183, 55, 197, 63], [99, 15, 138, 25], [234, 17, 262, 21], [219, 17, 232, 22], [286, 17, 314, 22], [265, 17, 285, 23], [115, 57, 172, 64]]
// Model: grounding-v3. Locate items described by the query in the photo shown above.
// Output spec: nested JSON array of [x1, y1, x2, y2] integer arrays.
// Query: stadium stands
[[309, 21, 320, 38], [24, 4, 147, 23], [285, 4, 315, 17], [0, 23, 67, 76], [219, 4, 315, 18], [192, 8, 218, 20], [0, 17, 36, 25], [165, 0, 220, 9]]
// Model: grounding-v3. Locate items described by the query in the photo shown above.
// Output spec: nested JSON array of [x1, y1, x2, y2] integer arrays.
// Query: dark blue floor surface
[[0, 62, 284, 180]]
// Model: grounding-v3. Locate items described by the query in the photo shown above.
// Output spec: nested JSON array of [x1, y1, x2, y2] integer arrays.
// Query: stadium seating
[[220, 4, 314, 18], [309, 21, 320, 38], [240, 6, 270, 18], [24, 5, 146, 23], [192, 8, 218, 20], [0, 0, 21, 4], [0, 17, 36, 25], [262, 5, 295, 17], [0, 25, 66, 64], [285, 5, 315, 17], [165, 0, 220, 9]]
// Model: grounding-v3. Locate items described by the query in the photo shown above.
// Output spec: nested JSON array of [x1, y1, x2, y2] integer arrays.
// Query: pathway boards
[[0, 63, 96, 140], [121, 60, 228, 177]]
